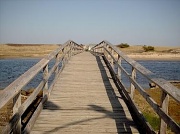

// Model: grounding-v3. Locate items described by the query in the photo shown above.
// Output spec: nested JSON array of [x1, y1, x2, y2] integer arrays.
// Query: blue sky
[[0, 0, 180, 46]]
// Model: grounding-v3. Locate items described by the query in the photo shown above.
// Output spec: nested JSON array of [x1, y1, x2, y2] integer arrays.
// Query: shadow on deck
[[39, 55, 139, 134]]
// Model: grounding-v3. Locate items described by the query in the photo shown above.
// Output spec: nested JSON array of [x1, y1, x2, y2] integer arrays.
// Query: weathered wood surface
[[31, 52, 139, 133], [94, 40, 180, 103], [91, 41, 180, 133]]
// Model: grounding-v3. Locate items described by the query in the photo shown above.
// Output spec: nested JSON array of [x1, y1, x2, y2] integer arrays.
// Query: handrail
[[90, 41, 180, 133], [0, 40, 84, 133]]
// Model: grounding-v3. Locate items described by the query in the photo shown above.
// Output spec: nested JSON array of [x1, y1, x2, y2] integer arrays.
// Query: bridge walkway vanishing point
[[31, 52, 139, 133], [1, 40, 179, 134]]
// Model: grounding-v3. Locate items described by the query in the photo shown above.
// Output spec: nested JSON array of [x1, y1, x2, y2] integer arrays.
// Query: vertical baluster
[[113, 52, 118, 75], [111, 48, 114, 71], [67, 45, 70, 61], [107, 45, 110, 62], [118, 55, 122, 81], [130, 67, 136, 99], [70, 42, 72, 58], [61, 49, 64, 68], [13, 92, 21, 134], [55, 54, 59, 77], [101, 46, 103, 54], [159, 91, 169, 134], [43, 65, 48, 96], [102, 43, 105, 55], [65, 46, 68, 64], [71, 43, 74, 56]]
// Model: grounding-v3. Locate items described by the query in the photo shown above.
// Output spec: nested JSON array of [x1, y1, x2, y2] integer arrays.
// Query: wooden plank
[[0, 40, 83, 110], [13, 92, 21, 134], [31, 52, 139, 133], [98, 40, 180, 103], [92, 42, 180, 133], [130, 67, 136, 99], [160, 91, 169, 134], [0, 58, 49, 109]]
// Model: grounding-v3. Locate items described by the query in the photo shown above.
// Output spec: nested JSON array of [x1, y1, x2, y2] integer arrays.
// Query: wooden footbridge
[[0, 40, 179, 134]]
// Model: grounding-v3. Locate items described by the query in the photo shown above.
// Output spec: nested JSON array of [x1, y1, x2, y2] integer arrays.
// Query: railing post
[[55, 54, 59, 77], [71, 43, 74, 56], [43, 65, 48, 96], [64, 47, 68, 64], [101, 46, 103, 54], [103, 44, 107, 58], [69, 42, 72, 58], [111, 48, 114, 71], [107, 45, 110, 62], [13, 92, 21, 133], [130, 67, 136, 99], [118, 55, 122, 81], [159, 91, 169, 134]]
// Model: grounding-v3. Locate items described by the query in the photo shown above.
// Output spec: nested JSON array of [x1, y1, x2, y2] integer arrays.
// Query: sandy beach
[[0, 44, 180, 61], [119, 45, 180, 61], [128, 52, 180, 60]]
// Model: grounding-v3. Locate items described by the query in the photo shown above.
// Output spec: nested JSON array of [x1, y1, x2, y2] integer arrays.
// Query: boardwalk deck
[[31, 52, 139, 134]]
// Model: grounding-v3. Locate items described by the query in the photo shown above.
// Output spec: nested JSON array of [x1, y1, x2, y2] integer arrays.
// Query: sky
[[0, 0, 180, 46]]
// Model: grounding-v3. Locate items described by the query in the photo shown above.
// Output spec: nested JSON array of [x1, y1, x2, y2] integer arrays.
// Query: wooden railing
[[0, 40, 84, 133], [91, 40, 180, 134]]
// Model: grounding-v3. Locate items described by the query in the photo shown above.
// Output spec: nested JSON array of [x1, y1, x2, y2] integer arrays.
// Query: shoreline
[[1, 53, 180, 61], [127, 53, 180, 61], [0, 56, 42, 60]]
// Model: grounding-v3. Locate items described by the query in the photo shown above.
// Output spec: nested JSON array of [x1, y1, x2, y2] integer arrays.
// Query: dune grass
[[0, 44, 60, 58], [118, 45, 180, 54], [134, 83, 180, 133]]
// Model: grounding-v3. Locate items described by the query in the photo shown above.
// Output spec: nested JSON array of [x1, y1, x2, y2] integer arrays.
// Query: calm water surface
[[0, 58, 57, 90], [0, 59, 179, 89], [121, 60, 180, 88]]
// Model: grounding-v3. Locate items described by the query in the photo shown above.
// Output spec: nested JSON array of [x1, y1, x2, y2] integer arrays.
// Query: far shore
[[0, 44, 60, 59], [0, 52, 180, 61], [119, 45, 180, 61], [127, 53, 180, 61], [0, 44, 180, 61]]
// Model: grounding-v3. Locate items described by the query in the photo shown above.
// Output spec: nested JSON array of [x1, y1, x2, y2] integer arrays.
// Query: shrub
[[143, 45, 154, 52], [117, 43, 130, 48]]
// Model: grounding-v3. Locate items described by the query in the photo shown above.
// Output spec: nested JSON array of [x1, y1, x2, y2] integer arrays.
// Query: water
[[121, 60, 180, 88], [0, 58, 57, 90], [0, 59, 180, 90]]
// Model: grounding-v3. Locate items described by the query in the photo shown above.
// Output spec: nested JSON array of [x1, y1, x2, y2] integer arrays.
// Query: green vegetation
[[143, 112, 160, 130], [143, 45, 155, 52], [117, 43, 130, 48], [134, 84, 180, 133]]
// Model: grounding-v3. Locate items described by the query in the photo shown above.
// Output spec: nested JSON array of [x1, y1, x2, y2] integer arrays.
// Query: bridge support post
[[111, 49, 114, 71], [159, 91, 169, 134], [101, 47, 103, 53], [69, 42, 73, 58], [117, 55, 122, 81], [106, 45, 110, 62], [43, 65, 48, 96], [103, 44, 107, 58], [71, 43, 74, 56], [130, 67, 136, 99], [13, 92, 21, 134], [55, 54, 60, 77], [67, 45, 70, 61]]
